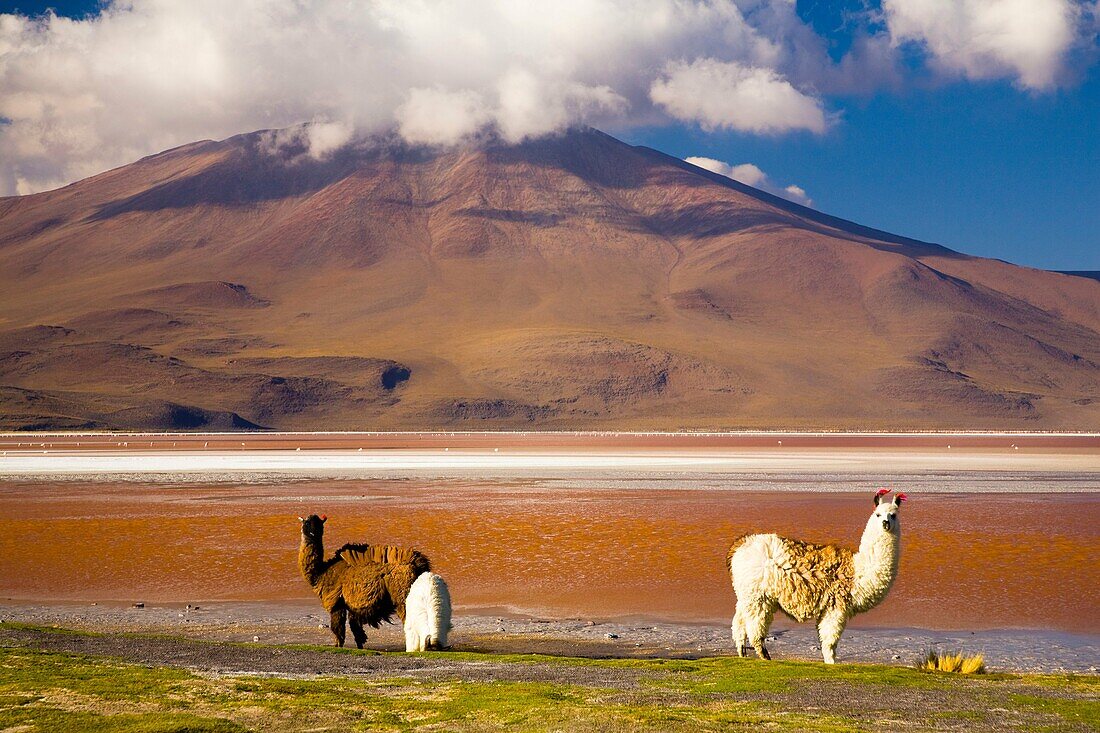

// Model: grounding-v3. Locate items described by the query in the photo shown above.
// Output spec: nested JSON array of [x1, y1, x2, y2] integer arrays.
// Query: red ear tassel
[[875, 488, 890, 497], [895, 493, 908, 503], [319, 514, 327, 521]]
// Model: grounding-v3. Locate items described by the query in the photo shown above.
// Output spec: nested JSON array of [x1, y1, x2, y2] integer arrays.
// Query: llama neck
[[851, 519, 900, 613], [299, 535, 325, 586]]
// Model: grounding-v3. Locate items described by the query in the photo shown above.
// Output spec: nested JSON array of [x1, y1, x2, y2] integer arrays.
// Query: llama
[[404, 571, 453, 651], [727, 489, 906, 664], [298, 514, 430, 648]]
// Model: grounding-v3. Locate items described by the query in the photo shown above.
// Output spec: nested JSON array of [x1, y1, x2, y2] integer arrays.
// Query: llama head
[[871, 489, 905, 533], [299, 514, 327, 541]]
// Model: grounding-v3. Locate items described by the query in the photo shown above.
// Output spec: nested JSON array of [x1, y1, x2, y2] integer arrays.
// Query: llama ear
[[874, 488, 890, 506], [297, 516, 305, 522], [893, 493, 908, 506]]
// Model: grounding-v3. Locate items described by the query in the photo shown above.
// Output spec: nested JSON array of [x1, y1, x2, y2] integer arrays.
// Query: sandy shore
[[1, 600, 1095, 675]]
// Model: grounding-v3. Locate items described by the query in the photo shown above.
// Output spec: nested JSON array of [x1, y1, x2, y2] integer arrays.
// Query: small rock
[[132, 602, 144, 609], [178, 613, 184, 618], [585, 621, 595, 626], [606, 633, 619, 639], [252, 636, 260, 643], [318, 623, 327, 629], [892, 654, 901, 660]]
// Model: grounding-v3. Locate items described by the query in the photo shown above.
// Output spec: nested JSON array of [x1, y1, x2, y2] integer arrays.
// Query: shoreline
[[4, 429, 1099, 436], [3, 448, 1099, 478], [4, 430, 1096, 477], [1, 600, 1095, 674]]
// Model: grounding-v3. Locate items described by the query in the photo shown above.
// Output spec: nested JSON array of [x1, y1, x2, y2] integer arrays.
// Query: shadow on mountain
[[91, 138, 370, 218]]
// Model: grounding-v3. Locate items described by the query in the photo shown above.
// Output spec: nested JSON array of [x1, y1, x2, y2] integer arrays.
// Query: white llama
[[404, 571, 452, 651], [727, 488, 906, 663]]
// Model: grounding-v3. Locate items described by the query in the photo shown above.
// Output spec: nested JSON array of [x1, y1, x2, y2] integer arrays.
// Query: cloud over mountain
[[0, 0, 1096, 196], [684, 157, 813, 206], [651, 60, 827, 134]]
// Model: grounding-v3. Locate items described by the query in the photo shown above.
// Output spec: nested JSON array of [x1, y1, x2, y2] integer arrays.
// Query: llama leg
[[731, 602, 749, 657], [349, 615, 367, 650], [329, 608, 347, 647], [817, 608, 847, 665], [744, 599, 776, 660]]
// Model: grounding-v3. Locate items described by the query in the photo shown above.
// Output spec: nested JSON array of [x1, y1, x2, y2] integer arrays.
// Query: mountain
[[1, 127, 1098, 431]]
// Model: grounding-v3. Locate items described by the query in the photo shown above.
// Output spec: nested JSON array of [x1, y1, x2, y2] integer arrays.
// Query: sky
[[1, 1, 1098, 270]]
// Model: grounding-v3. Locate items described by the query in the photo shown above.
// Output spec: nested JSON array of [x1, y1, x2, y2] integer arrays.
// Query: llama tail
[[726, 534, 753, 572]]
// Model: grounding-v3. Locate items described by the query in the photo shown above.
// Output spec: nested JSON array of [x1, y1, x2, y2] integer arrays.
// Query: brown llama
[[298, 514, 431, 648]]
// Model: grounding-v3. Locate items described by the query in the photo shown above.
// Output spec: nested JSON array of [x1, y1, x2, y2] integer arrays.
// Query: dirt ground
[[1, 601, 1096, 674]]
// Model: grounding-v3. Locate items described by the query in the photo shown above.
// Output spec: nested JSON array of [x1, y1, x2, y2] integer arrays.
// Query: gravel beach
[[2, 600, 1095, 675]]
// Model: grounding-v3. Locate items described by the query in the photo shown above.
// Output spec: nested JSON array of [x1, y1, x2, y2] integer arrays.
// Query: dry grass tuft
[[916, 649, 986, 674]]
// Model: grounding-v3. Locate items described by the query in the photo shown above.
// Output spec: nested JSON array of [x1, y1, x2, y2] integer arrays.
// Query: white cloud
[[396, 88, 492, 146], [494, 68, 627, 143], [0, 0, 818, 194], [0, 0, 1096, 195], [883, 0, 1082, 90], [684, 156, 812, 206], [651, 59, 827, 134], [783, 184, 809, 202], [261, 119, 356, 159]]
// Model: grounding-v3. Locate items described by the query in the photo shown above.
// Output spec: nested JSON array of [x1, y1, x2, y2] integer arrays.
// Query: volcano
[[1, 128, 1097, 430]]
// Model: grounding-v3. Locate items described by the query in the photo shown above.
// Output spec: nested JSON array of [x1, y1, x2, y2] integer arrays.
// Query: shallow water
[[1, 476, 1096, 633]]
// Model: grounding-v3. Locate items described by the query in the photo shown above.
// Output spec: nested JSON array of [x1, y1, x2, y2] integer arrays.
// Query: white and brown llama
[[403, 571, 453, 651], [727, 488, 906, 664]]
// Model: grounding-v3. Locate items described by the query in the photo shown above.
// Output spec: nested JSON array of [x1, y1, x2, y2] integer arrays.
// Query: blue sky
[[619, 74, 1100, 271], [2, 0, 1098, 270]]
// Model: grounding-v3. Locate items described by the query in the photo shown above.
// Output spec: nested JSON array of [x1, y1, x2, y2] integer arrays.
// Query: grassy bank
[[0, 625, 1096, 732]]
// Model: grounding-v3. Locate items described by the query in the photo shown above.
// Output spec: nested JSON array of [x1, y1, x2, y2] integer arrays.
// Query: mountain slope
[[1, 128, 1097, 430]]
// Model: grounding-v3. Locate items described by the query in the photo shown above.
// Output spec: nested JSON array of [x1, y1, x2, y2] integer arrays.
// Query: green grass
[[0, 629, 1096, 732]]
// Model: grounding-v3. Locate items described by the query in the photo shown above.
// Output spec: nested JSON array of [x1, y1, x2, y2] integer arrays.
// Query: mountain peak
[[1, 126, 1097, 431]]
